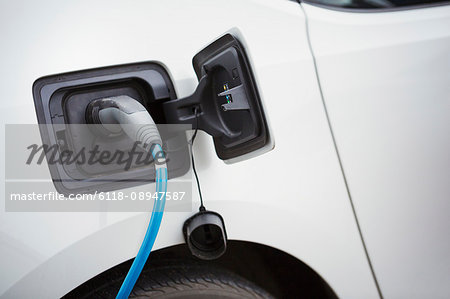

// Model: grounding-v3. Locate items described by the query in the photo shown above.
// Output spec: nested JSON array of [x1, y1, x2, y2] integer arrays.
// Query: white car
[[1, 0, 449, 298]]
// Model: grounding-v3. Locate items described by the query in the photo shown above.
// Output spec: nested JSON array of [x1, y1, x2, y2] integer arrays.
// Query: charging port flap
[[163, 33, 271, 161]]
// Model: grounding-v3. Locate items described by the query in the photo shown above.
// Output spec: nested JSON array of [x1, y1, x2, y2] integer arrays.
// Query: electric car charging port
[[33, 33, 271, 194], [33, 62, 190, 195]]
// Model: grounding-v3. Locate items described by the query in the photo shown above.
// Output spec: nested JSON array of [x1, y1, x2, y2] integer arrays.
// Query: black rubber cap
[[183, 210, 227, 260]]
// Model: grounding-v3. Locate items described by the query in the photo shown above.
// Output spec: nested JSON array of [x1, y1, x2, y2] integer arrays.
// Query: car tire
[[128, 263, 274, 299]]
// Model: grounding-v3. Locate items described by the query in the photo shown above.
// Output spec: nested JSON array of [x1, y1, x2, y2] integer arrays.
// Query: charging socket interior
[[33, 62, 190, 195]]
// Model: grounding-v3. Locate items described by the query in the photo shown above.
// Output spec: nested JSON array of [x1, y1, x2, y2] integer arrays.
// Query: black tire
[[129, 263, 275, 299]]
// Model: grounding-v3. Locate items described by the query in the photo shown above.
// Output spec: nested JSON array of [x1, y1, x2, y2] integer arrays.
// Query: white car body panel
[[1, 0, 447, 298], [0, 1, 377, 297], [0, 0, 377, 297], [304, 3, 450, 298]]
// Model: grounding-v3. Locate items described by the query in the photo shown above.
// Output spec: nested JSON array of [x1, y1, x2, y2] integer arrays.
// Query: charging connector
[[86, 95, 162, 149]]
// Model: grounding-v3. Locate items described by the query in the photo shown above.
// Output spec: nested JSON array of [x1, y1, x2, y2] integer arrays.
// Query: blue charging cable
[[116, 144, 167, 299]]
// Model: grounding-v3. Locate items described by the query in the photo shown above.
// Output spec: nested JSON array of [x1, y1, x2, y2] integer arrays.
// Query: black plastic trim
[[299, 0, 450, 13], [192, 34, 269, 160]]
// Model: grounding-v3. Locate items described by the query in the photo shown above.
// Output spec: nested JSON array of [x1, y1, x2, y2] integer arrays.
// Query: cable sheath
[[116, 144, 167, 299]]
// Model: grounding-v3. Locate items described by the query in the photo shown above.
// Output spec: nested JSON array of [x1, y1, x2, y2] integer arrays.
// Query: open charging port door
[[163, 33, 272, 161]]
